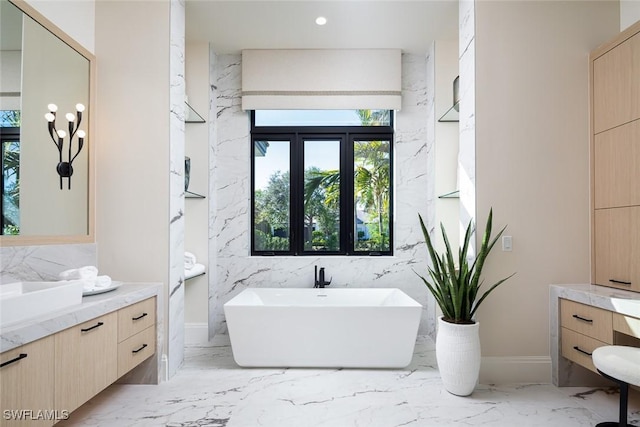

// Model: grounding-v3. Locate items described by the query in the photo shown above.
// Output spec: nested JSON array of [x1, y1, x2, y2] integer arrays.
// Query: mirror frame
[[0, 0, 95, 246]]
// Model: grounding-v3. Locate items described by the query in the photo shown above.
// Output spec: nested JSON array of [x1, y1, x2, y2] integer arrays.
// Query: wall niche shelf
[[438, 190, 460, 199], [438, 102, 459, 122], [186, 190, 205, 199], [185, 102, 205, 123], [185, 271, 205, 281]]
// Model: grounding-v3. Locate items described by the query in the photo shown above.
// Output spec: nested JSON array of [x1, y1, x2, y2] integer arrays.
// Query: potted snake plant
[[416, 209, 514, 396]]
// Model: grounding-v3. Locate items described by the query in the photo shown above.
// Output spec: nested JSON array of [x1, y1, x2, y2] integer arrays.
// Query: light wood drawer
[[560, 299, 613, 343], [561, 327, 608, 373], [117, 325, 156, 378], [118, 297, 156, 342], [613, 312, 640, 339]]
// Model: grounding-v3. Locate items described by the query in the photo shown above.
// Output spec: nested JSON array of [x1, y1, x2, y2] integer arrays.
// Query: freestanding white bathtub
[[223, 288, 422, 368]]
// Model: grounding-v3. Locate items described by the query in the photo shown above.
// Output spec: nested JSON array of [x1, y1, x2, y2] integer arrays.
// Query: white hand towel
[[185, 263, 205, 280], [59, 266, 99, 280], [82, 275, 112, 292], [185, 252, 197, 270]]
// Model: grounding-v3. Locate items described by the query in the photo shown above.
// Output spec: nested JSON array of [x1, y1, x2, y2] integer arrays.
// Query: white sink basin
[[0, 281, 84, 327]]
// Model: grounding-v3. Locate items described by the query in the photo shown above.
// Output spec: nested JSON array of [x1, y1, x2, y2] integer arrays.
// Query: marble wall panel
[[458, 0, 477, 253], [168, 0, 185, 379], [208, 53, 437, 337], [0, 244, 97, 284]]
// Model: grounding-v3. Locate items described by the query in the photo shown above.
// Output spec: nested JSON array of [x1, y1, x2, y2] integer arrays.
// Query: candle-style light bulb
[[65, 113, 75, 122], [45, 113, 55, 122], [57, 130, 67, 138], [48, 103, 58, 112], [77, 130, 86, 139], [75, 103, 85, 112]]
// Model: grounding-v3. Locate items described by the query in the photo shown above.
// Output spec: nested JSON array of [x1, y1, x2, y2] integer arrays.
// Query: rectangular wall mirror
[[0, 0, 95, 246]]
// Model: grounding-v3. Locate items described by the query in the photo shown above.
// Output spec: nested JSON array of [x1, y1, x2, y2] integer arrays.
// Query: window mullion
[[291, 132, 303, 255], [343, 133, 354, 255]]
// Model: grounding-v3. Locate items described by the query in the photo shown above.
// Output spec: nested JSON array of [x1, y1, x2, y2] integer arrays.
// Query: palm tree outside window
[[251, 110, 393, 256]]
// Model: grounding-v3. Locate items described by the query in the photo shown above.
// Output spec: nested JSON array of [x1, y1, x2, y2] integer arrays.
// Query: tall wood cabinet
[[591, 20, 640, 293]]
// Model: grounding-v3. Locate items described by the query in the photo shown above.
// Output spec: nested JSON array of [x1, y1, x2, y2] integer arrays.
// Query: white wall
[[434, 40, 460, 253], [473, 1, 619, 380], [184, 41, 210, 333], [25, 0, 95, 54], [95, 0, 171, 378], [621, 0, 640, 30], [0, 51, 21, 110]]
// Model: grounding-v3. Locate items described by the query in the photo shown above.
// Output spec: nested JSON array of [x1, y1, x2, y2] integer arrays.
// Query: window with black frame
[[251, 110, 393, 256], [0, 110, 20, 235]]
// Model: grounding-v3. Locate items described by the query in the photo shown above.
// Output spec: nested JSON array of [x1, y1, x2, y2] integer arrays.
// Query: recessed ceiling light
[[315, 16, 327, 26]]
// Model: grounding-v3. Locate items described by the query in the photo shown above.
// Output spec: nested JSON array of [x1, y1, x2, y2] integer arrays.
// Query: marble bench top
[[550, 283, 640, 318], [0, 282, 161, 353]]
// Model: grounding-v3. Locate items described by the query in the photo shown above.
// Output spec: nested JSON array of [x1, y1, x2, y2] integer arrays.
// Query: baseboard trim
[[185, 322, 209, 345], [480, 356, 552, 384]]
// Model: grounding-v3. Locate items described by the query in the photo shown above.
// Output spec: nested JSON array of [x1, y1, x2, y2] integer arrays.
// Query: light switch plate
[[502, 235, 512, 251]]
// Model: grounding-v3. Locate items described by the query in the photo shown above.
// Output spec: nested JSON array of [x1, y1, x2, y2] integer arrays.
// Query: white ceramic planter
[[435, 316, 481, 396]]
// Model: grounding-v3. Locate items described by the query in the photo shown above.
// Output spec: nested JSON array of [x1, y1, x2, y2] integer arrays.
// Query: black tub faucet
[[314, 265, 332, 288]]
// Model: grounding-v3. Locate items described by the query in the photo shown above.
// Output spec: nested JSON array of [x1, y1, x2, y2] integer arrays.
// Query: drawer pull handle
[[573, 346, 593, 357], [81, 322, 104, 333], [132, 344, 148, 354], [572, 314, 593, 323], [0, 353, 27, 368], [132, 312, 148, 321], [609, 279, 632, 286]]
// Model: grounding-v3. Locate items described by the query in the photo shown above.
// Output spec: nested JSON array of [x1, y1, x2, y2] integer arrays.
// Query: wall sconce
[[44, 103, 86, 190]]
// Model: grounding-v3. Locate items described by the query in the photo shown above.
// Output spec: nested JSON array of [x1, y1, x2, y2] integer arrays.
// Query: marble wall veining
[[458, 0, 476, 250], [207, 49, 220, 341], [208, 53, 437, 337], [168, 0, 186, 379], [0, 243, 97, 284]]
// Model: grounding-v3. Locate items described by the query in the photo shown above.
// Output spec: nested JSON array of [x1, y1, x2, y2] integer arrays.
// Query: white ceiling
[[185, 1, 459, 54]]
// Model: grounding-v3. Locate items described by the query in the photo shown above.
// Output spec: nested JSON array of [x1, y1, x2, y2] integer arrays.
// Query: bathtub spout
[[315, 266, 332, 288]]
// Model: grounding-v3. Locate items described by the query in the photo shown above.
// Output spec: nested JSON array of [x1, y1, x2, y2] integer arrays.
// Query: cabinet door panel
[[0, 336, 55, 427], [54, 312, 118, 413], [593, 32, 640, 133], [594, 120, 640, 208], [594, 207, 640, 292]]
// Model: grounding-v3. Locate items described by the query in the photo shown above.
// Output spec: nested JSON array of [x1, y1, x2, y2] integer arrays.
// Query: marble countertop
[[0, 282, 161, 353], [550, 283, 640, 318]]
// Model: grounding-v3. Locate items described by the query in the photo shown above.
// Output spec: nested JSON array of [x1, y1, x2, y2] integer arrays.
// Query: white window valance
[[241, 49, 402, 111]]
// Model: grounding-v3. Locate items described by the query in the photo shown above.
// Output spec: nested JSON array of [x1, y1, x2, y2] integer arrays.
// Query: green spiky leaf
[[414, 209, 515, 324]]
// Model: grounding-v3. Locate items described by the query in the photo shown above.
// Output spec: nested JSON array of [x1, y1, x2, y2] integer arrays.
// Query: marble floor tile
[[57, 336, 640, 427]]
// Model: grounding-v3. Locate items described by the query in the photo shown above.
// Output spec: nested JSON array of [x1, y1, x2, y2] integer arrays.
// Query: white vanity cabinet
[[0, 336, 55, 427]]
